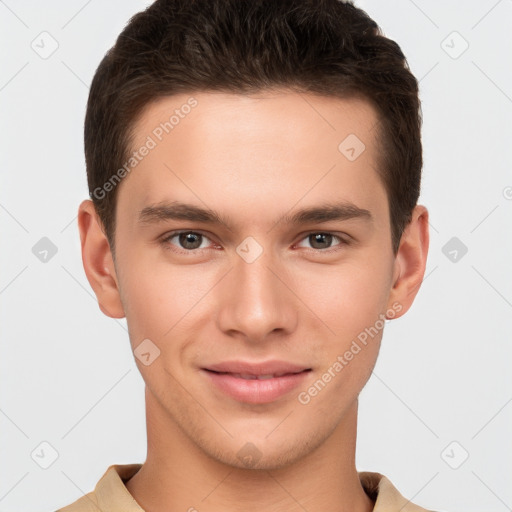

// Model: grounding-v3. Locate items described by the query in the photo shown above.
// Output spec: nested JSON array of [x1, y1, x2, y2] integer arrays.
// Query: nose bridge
[[216, 243, 297, 340]]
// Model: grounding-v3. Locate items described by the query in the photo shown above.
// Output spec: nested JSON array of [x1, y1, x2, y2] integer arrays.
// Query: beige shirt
[[56, 463, 435, 511]]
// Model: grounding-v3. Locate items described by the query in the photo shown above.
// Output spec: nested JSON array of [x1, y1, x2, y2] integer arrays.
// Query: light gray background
[[1, 1, 511, 511]]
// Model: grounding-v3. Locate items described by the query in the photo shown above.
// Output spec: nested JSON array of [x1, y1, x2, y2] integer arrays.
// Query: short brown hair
[[84, 0, 422, 257]]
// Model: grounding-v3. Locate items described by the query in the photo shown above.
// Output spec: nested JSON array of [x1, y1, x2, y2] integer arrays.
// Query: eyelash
[[160, 230, 350, 255]]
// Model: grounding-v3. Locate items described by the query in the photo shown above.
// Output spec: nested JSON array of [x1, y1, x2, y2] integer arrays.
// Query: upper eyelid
[[162, 230, 217, 244], [295, 233, 344, 244]]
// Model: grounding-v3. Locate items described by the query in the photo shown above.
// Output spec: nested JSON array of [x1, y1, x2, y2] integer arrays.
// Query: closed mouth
[[204, 369, 311, 380]]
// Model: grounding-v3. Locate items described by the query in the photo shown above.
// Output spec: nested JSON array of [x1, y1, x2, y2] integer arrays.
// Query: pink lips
[[201, 360, 311, 404]]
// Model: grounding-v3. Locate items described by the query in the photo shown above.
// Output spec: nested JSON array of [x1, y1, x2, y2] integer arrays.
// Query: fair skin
[[78, 90, 429, 512]]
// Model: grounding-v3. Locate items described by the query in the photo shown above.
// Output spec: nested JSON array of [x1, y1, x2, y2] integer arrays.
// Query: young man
[[58, 0, 433, 510]]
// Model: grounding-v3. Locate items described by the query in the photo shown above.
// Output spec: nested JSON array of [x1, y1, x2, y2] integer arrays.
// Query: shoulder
[[55, 491, 100, 512], [359, 471, 439, 512], [54, 463, 143, 512]]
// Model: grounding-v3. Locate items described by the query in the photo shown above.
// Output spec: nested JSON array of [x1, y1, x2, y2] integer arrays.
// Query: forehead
[[131, 89, 380, 151], [119, 90, 387, 231]]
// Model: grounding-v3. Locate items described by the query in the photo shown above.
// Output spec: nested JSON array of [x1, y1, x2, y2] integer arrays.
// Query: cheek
[[295, 328, 382, 416], [118, 256, 217, 346], [292, 257, 391, 340]]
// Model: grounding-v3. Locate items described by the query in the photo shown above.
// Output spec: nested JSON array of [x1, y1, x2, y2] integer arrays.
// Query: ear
[[386, 204, 429, 319], [77, 199, 125, 319]]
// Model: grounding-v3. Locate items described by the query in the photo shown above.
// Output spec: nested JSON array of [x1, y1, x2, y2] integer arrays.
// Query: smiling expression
[[93, 89, 412, 469]]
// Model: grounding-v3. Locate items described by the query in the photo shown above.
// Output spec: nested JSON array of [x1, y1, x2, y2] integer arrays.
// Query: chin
[[196, 427, 327, 471]]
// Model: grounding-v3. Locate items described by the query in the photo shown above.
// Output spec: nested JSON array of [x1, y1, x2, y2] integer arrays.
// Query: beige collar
[[57, 463, 434, 512]]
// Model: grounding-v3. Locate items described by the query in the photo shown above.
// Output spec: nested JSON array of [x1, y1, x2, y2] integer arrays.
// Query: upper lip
[[203, 360, 311, 376]]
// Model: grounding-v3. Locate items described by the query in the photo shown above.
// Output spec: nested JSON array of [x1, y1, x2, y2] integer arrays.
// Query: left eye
[[296, 233, 344, 250]]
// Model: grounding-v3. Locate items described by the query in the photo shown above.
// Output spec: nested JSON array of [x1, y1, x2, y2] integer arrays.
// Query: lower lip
[[202, 369, 310, 404]]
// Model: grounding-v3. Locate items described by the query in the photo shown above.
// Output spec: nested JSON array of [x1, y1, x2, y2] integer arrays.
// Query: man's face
[[111, 90, 401, 469]]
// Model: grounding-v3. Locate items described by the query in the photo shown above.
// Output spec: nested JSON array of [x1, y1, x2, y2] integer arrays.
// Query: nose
[[215, 247, 298, 344]]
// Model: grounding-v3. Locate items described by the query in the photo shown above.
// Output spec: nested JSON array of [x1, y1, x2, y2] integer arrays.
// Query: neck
[[125, 388, 374, 512]]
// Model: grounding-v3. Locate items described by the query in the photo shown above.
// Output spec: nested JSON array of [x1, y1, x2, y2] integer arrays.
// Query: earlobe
[[77, 199, 126, 319], [386, 205, 430, 319]]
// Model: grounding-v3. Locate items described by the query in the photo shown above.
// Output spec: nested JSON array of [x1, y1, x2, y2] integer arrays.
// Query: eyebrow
[[138, 200, 373, 228]]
